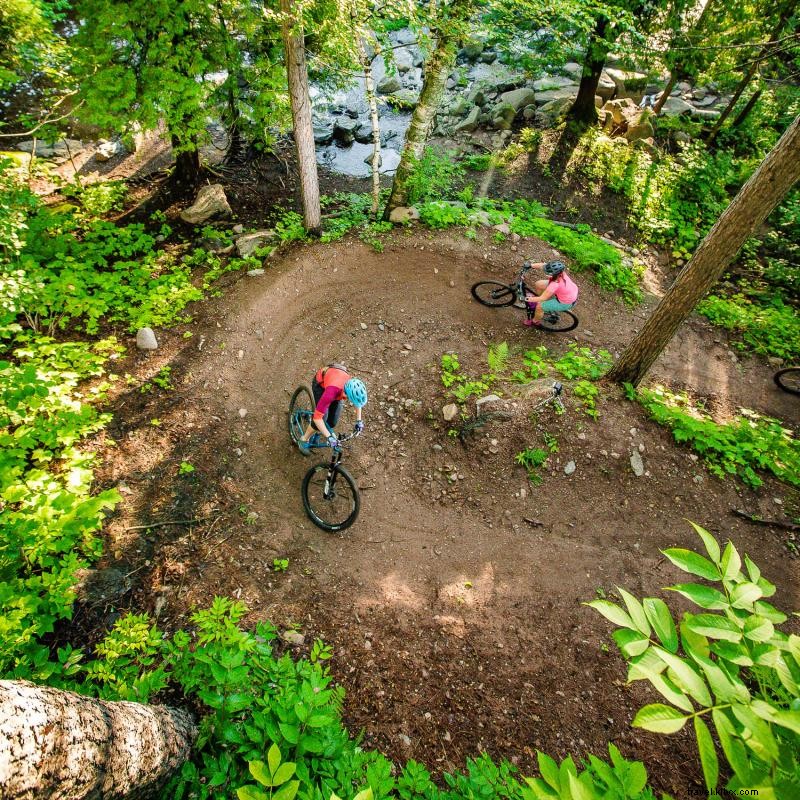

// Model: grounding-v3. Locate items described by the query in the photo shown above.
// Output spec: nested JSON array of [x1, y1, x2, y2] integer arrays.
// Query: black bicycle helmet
[[543, 260, 566, 277]]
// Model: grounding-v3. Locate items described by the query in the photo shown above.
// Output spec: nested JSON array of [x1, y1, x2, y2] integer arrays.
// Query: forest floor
[[79, 221, 800, 799]]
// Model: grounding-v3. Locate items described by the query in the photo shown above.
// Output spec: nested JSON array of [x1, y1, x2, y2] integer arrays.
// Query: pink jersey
[[547, 273, 578, 304]]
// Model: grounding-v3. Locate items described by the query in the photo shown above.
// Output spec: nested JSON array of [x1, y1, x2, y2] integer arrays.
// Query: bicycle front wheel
[[539, 310, 579, 333], [288, 383, 314, 444], [302, 464, 360, 532], [774, 367, 800, 396], [471, 281, 516, 307]]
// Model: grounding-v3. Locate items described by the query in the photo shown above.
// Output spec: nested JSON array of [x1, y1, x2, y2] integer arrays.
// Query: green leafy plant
[[237, 743, 300, 800], [635, 386, 799, 488], [273, 558, 289, 573], [178, 461, 195, 475], [588, 524, 800, 797], [405, 147, 465, 205], [487, 341, 509, 374], [573, 380, 600, 419], [553, 344, 613, 381], [512, 346, 550, 382], [515, 446, 549, 485], [440, 353, 461, 388]]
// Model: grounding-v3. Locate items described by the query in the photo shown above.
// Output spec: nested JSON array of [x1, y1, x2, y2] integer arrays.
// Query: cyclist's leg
[[327, 399, 342, 431], [301, 378, 323, 443]]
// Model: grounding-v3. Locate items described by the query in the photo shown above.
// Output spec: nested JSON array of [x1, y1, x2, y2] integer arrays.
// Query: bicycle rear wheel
[[288, 383, 314, 444], [774, 367, 800, 395], [539, 310, 579, 333], [302, 464, 360, 532], [471, 281, 516, 307]]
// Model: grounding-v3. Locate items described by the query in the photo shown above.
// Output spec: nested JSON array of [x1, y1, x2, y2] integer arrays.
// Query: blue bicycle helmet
[[544, 260, 566, 277], [344, 378, 368, 408]]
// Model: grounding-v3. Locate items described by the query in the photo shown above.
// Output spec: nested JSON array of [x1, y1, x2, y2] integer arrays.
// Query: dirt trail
[[99, 230, 799, 799]]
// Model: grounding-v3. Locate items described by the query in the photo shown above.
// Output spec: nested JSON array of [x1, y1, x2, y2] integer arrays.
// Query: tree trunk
[[567, 17, 609, 126], [653, 73, 678, 115], [280, 0, 321, 235], [170, 135, 201, 192], [608, 114, 800, 387], [732, 88, 763, 129], [707, 1, 795, 143], [0, 680, 196, 800], [384, 0, 473, 218], [357, 35, 382, 218]]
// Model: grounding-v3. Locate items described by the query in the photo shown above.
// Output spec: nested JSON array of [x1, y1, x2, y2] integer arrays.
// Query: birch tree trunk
[[608, 114, 800, 387], [280, 0, 321, 234], [357, 34, 382, 217], [384, 0, 473, 218], [0, 680, 196, 800]]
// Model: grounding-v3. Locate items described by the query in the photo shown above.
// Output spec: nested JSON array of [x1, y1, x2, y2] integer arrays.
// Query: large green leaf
[[272, 762, 296, 787], [585, 600, 635, 630], [643, 597, 678, 652], [694, 653, 750, 704], [536, 752, 561, 791], [567, 773, 595, 800], [730, 582, 763, 610], [689, 522, 721, 564], [267, 743, 281, 777], [616, 587, 651, 636], [272, 780, 300, 800], [731, 704, 780, 762], [612, 628, 650, 658], [648, 673, 694, 712], [743, 615, 774, 642], [237, 787, 268, 800], [721, 541, 742, 582], [712, 708, 752, 781], [685, 614, 742, 642], [249, 760, 272, 788], [633, 704, 689, 734], [662, 548, 719, 580], [654, 647, 711, 706], [694, 716, 719, 792], [667, 583, 727, 610]]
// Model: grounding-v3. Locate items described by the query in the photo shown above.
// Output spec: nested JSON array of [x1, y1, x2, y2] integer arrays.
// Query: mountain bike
[[288, 384, 361, 532], [774, 366, 800, 396], [471, 261, 579, 333]]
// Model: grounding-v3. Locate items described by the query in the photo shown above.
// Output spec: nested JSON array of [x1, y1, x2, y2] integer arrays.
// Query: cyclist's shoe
[[523, 318, 541, 327], [297, 439, 312, 456]]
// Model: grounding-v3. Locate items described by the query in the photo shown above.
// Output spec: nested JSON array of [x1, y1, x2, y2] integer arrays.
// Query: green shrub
[[697, 294, 800, 362], [635, 385, 800, 488], [405, 147, 465, 205], [553, 344, 613, 381], [589, 524, 800, 797]]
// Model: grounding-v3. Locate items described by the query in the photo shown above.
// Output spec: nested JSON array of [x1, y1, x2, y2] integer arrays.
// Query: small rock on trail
[[630, 450, 645, 477]]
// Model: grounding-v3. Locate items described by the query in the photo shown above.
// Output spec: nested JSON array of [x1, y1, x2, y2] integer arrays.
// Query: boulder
[[377, 149, 402, 174], [442, 403, 459, 422], [389, 206, 421, 224], [673, 130, 692, 144], [313, 121, 334, 144], [468, 209, 492, 226], [693, 94, 719, 108], [479, 50, 497, 64], [0, 150, 32, 171], [537, 96, 574, 124], [563, 62, 584, 80], [601, 98, 640, 126], [377, 74, 402, 94], [467, 87, 486, 106], [459, 41, 485, 61], [16, 138, 84, 159], [634, 138, 658, 158], [605, 68, 648, 95], [95, 139, 124, 162], [354, 120, 375, 144], [661, 97, 693, 117], [386, 88, 417, 107], [180, 184, 231, 224], [235, 230, 276, 258], [596, 73, 617, 101], [333, 116, 359, 145], [454, 105, 481, 134], [136, 327, 158, 350], [522, 104, 537, 120], [394, 48, 414, 73], [449, 96, 473, 117], [532, 76, 575, 92], [499, 87, 537, 111], [491, 102, 517, 130], [625, 120, 654, 142], [535, 87, 578, 106]]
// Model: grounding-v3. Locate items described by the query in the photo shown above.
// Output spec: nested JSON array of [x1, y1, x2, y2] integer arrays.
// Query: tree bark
[[170, 135, 202, 193], [280, 0, 321, 235], [567, 17, 608, 126], [706, 1, 795, 143], [0, 680, 196, 800], [384, 0, 473, 217], [608, 114, 800, 387], [653, 73, 678, 115], [357, 34, 382, 218], [732, 87, 763, 129]]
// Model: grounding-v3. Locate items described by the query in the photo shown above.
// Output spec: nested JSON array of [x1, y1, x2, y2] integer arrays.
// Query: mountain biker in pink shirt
[[523, 260, 578, 327]]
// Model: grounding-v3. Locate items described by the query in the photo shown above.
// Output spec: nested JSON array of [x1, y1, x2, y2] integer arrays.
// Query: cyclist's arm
[[526, 284, 556, 303]]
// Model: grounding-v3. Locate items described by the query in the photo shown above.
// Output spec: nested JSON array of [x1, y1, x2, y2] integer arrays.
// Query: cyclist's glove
[[327, 435, 340, 448], [354, 420, 365, 433]]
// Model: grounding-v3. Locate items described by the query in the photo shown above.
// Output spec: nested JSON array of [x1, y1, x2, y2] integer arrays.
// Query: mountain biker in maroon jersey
[[523, 260, 578, 327]]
